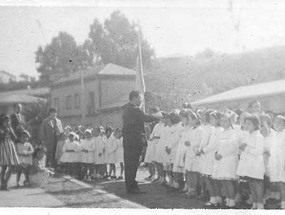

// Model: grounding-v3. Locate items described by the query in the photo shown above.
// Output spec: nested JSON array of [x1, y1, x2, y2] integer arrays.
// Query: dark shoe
[[145, 175, 153, 181], [0, 185, 9, 191], [127, 188, 146, 194], [111, 176, 117, 179], [117, 176, 123, 180]]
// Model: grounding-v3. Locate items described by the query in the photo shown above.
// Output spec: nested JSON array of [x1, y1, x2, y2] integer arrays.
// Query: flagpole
[[81, 68, 86, 126], [136, 22, 146, 112]]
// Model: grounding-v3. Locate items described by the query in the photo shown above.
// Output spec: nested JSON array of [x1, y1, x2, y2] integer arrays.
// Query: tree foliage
[[35, 32, 92, 83], [35, 11, 155, 83], [86, 11, 155, 69]]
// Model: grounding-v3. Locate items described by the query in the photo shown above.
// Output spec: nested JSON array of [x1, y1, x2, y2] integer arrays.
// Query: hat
[[64, 126, 71, 131], [84, 129, 92, 134], [19, 130, 31, 138]]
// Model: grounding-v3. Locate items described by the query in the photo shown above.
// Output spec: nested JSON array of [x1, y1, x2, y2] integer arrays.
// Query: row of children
[[143, 101, 285, 209], [0, 114, 53, 190], [55, 125, 124, 181]]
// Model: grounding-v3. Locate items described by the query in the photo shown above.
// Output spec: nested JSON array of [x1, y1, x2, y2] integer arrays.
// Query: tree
[[35, 32, 92, 84], [87, 11, 155, 69]]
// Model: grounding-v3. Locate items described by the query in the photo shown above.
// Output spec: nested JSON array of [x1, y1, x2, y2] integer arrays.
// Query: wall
[[50, 78, 99, 117], [100, 77, 135, 108]]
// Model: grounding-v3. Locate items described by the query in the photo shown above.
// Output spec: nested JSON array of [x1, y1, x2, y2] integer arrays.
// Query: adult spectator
[[10, 103, 26, 137], [40, 108, 63, 168], [122, 90, 160, 194]]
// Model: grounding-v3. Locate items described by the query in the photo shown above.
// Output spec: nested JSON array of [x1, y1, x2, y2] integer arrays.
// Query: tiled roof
[[192, 79, 285, 106], [98, 63, 136, 76], [0, 94, 46, 105], [53, 63, 135, 85]]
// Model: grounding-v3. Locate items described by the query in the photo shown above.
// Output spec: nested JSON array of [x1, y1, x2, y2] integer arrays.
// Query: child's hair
[[169, 109, 181, 125], [115, 128, 123, 133], [33, 146, 47, 159], [221, 110, 237, 125], [182, 102, 192, 110], [105, 126, 113, 134], [244, 114, 261, 130], [275, 115, 285, 125], [260, 113, 273, 127], [19, 130, 31, 139], [248, 100, 261, 109], [204, 109, 214, 123], [0, 114, 9, 127]]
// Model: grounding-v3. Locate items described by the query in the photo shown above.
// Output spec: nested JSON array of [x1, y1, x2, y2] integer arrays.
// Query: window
[[87, 91, 95, 115], [74, 94, 80, 109], [53, 97, 60, 113], [66, 95, 72, 110]]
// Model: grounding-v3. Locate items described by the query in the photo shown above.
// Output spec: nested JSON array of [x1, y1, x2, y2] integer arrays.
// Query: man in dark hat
[[40, 107, 63, 168], [122, 90, 160, 194]]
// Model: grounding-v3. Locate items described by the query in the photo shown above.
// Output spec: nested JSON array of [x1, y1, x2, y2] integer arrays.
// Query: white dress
[[200, 127, 223, 176], [198, 124, 214, 173], [212, 128, 238, 180], [173, 126, 190, 173], [236, 130, 265, 179], [95, 135, 107, 165], [163, 123, 184, 165], [154, 125, 171, 163], [145, 122, 164, 163], [263, 130, 276, 176], [268, 130, 285, 182], [115, 137, 124, 163], [106, 135, 117, 164], [80, 138, 96, 164], [60, 140, 81, 163], [184, 126, 203, 172]]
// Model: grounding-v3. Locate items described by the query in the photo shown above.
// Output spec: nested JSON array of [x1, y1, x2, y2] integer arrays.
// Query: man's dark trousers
[[123, 141, 143, 192]]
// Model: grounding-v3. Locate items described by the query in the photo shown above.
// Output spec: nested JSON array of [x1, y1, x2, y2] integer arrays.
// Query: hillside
[[144, 46, 285, 111]]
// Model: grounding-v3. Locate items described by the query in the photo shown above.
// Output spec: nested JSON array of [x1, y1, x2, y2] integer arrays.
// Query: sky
[[1, 0, 285, 79]]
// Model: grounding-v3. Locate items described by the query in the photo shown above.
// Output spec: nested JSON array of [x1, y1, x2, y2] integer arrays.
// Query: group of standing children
[[143, 101, 285, 209], [57, 125, 124, 181]]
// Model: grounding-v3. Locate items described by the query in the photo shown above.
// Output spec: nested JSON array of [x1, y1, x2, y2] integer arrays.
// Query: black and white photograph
[[1, 0, 285, 212]]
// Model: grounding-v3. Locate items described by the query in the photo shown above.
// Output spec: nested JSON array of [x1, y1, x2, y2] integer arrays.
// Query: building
[[0, 70, 16, 83], [191, 79, 285, 113], [50, 63, 136, 129]]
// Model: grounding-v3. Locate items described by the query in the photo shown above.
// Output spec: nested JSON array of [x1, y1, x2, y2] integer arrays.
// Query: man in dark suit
[[122, 90, 159, 194], [10, 103, 26, 137]]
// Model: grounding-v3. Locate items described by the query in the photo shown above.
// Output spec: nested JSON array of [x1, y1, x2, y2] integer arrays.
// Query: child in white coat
[[164, 110, 184, 187], [260, 114, 278, 202], [153, 113, 171, 184], [184, 110, 203, 197], [172, 110, 191, 190], [212, 111, 239, 209], [236, 114, 265, 209], [106, 126, 117, 179], [145, 115, 165, 181], [198, 109, 215, 198], [201, 111, 223, 207], [80, 129, 96, 180], [60, 132, 80, 177], [269, 115, 285, 209], [114, 128, 124, 180]]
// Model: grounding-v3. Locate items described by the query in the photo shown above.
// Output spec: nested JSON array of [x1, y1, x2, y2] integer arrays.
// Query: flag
[[136, 25, 146, 111]]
